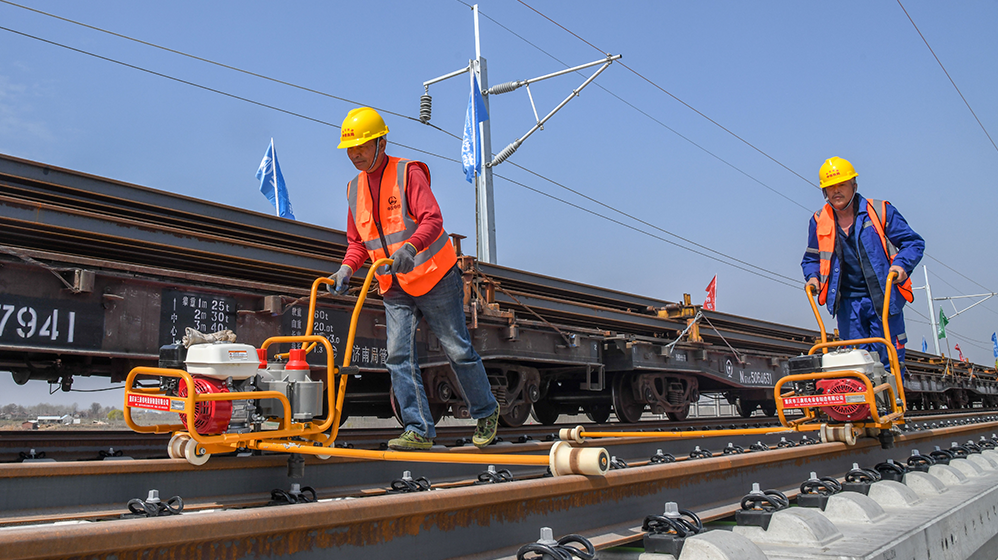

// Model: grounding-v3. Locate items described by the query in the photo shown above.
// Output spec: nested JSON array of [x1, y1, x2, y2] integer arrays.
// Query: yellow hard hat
[[818, 156, 858, 189], [337, 107, 389, 149]]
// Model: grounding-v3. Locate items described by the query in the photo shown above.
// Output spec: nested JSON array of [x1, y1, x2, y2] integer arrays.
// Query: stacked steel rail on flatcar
[[0, 152, 994, 427]]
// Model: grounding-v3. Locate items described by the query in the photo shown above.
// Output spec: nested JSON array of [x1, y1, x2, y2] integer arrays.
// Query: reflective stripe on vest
[[813, 200, 914, 306], [347, 156, 458, 296], [865, 199, 914, 303]]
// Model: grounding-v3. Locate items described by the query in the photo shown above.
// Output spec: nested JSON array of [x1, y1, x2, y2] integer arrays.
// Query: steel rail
[[1, 421, 995, 560]]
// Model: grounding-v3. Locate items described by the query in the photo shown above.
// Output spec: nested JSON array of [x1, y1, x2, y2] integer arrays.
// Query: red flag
[[955, 344, 966, 362], [704, 275, 716, 311]]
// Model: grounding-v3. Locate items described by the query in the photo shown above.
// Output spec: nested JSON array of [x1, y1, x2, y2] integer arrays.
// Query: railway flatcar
[[2, 153, 994, 428]]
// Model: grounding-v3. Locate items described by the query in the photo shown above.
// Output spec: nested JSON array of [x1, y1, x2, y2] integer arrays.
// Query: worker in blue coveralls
[[802, 157, 925, 375]]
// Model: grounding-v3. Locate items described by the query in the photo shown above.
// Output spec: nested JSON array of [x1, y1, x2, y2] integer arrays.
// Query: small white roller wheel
[[182, 439, 211, 466], [168, 434, 187, 459], [313, 433, 333, 460], [557, 425, 586, 444]]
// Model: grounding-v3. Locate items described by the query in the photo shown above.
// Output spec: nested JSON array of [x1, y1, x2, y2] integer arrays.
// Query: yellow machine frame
[[773, 272, 907, 437], [124, 259, 607, 475]]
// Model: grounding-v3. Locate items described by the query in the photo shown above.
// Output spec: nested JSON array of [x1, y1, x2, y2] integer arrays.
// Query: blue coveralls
[[801, 194, 925, 373]]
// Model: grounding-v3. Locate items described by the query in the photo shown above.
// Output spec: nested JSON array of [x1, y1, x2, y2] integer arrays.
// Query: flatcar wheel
[[613, 375, 644, 423], [499, 401, 532, 428], [531, 400, 561, 425], [736, 398, 756, 418], [760, 401, 777, 417], [584, 404, 611, 424], [666, 404, 690, 422]]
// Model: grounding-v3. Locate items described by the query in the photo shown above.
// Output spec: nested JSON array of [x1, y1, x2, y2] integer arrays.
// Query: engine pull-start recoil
[[178, 376, 231, 435], [816, 377, 870, 421]]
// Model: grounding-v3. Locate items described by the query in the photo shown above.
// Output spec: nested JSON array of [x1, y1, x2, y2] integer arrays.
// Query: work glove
[[389, 242, 418, 275], [326, 264, 353, 295]]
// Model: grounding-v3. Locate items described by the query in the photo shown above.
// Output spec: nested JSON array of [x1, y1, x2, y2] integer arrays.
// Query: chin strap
[[366, 137, 383, 173]]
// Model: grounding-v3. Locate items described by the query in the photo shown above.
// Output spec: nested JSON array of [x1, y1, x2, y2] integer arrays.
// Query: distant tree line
[[0, 402, 122, 421]]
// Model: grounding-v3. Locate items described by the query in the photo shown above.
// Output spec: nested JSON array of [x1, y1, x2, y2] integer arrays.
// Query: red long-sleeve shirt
[[342, 156, 443, 273]]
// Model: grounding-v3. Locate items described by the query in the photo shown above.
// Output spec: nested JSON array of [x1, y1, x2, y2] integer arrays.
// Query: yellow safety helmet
[[818, 156, 858, 189], [337, 107, 389, 149]]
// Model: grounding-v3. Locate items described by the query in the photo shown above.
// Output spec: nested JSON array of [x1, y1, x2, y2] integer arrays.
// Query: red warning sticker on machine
[[782, 394, 846, 407], [127, 394, 172, 411]]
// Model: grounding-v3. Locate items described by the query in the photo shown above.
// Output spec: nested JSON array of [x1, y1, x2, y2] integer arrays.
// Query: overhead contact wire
[[458, 1, 809, 211], [897, 0, 998, 155], [0, 22, 800, 290], [515, 0, 818, 189], [8, 8, 982, 307]]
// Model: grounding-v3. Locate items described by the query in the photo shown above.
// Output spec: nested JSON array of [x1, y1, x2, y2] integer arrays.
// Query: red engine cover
[[178, 376, 232, 435], [815, 378, 870, 422]]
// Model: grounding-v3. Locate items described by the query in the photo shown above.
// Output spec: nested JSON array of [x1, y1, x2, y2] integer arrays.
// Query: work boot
[[472, 407, 500, 448], [388, 430, 433, 451]]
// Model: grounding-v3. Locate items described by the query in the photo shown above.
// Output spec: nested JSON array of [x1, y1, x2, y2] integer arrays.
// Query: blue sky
[[1, 1, 996, 407]]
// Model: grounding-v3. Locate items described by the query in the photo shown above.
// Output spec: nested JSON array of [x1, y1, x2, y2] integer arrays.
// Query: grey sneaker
[[472, 407, 500, 448], [388, 430, 433, 451]]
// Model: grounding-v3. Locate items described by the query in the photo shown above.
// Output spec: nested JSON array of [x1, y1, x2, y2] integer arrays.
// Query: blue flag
[[256, 138, 295, 220], [992, 332, 998, 359], [921, 336, 927, 353], [461, 74, 489, 183]]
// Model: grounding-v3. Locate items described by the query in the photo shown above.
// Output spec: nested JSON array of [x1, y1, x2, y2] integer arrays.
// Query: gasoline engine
[[158, 341, 324, 436], [787, 348, 898, 422]]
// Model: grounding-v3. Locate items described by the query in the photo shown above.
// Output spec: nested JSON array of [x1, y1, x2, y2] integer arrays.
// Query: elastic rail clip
[[642, 501, 703, 557], [389, 471, 432, 493], [907, 449, 936, 472], [475, 465, 514, 485], [842, 462, 881, 494], [609, 456, 628, 470], [650, 449, 676, 464], [735, 483, 789, 530], [723, 442, 744, 455], [516, 527, 594, 560], [269, 483, 317, 505], [689, 446, 712, 459], [874, 459, 909, 482], [123, 489, 183, 518], [797, 471, 842, 509]]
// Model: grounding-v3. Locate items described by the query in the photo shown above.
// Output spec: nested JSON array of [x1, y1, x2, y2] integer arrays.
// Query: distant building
[[34, 415, 80, 425]]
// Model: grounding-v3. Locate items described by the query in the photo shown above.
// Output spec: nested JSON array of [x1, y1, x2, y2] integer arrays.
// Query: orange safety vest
[[347, 156, 458, 296], [814, 199, 914, 306]]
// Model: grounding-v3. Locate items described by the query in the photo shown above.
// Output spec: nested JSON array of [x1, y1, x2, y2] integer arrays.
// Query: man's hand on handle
[[326, 264, 354, 295], [390, 243, 417, 275], [888, 265, 907, 284], [805, 277, 819, 293]]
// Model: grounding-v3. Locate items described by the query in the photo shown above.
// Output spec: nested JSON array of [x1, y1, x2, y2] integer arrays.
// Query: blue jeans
[[836, 296, 907, 374], [383, 267, 497, 438]]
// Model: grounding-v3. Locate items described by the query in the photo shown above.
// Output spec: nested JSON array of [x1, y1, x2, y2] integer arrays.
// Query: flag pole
[[271, 139, 280, 218], [923, 265, 941, 356], [472, 4, 496, 264]]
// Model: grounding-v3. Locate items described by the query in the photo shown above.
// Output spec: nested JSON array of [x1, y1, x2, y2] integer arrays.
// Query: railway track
[[2, 417, 997, 559]]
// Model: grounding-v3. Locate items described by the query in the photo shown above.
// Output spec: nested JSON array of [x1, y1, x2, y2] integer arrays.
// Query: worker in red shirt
[[328, 107, 499, 451]]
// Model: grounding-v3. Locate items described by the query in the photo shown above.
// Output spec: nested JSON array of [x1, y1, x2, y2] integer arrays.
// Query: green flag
[[937, 308, 949, 339]]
